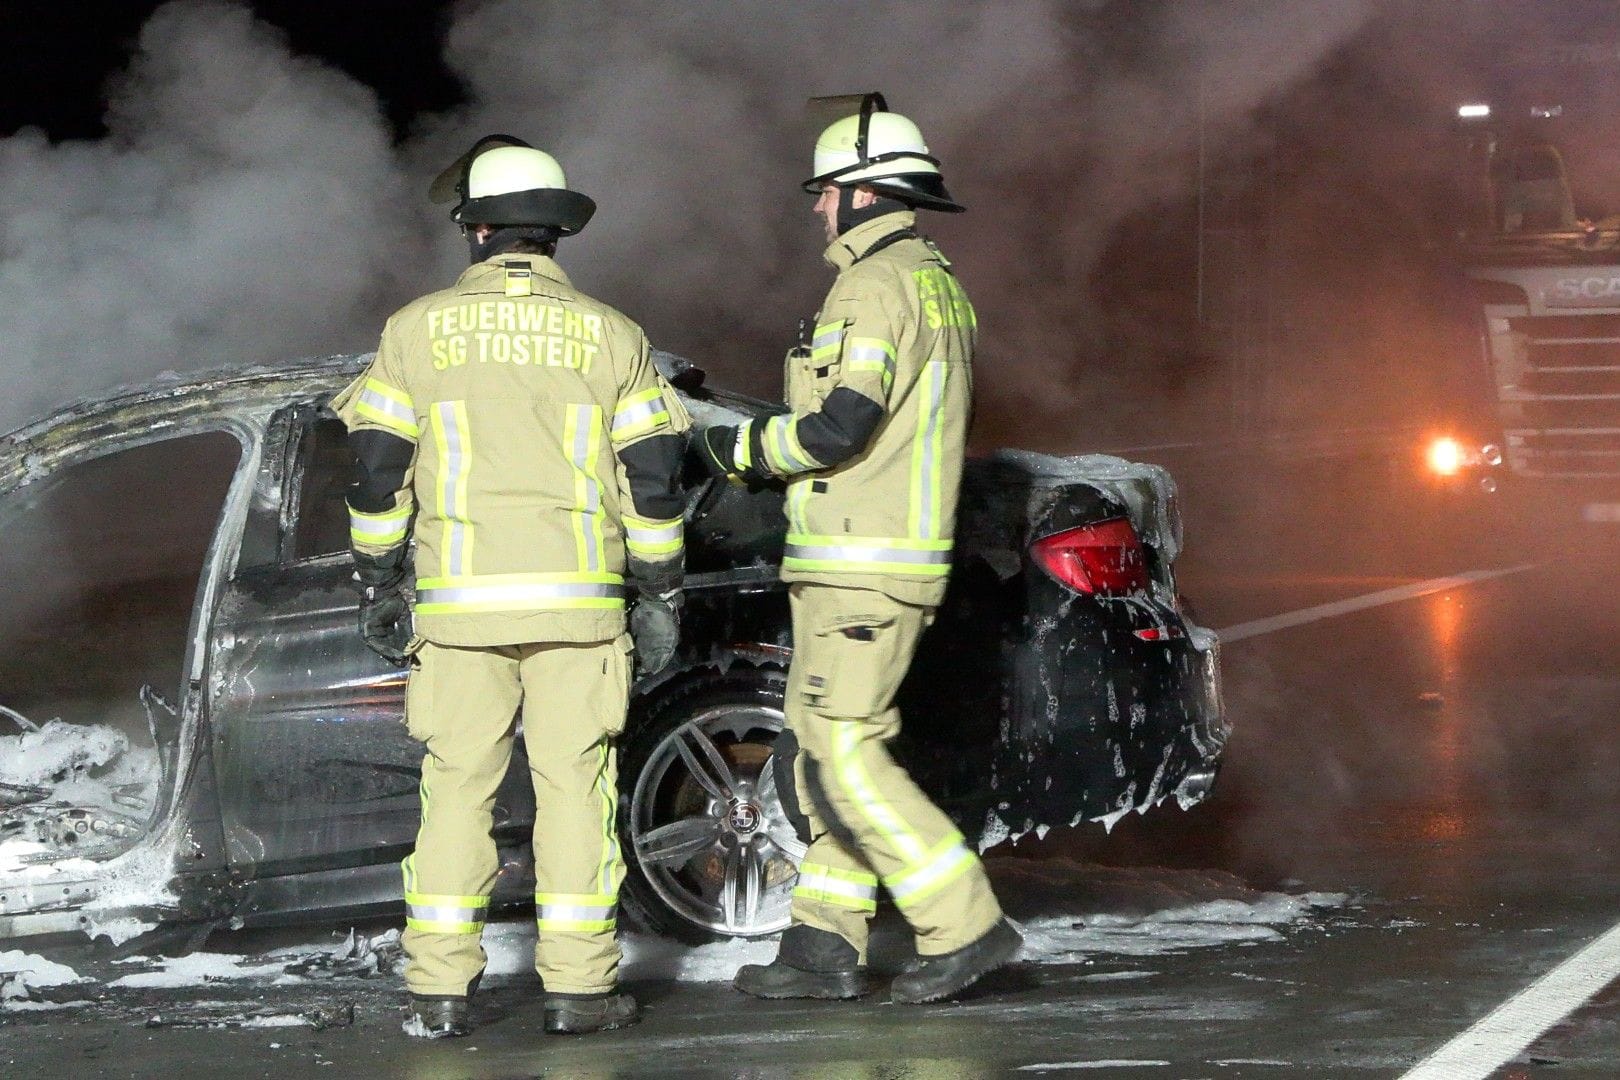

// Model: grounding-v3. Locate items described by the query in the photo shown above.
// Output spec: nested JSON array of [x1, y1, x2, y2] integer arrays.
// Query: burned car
[[0, 353, 1226, 944]]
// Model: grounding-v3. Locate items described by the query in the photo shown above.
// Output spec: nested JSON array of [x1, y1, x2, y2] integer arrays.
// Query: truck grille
[[1501, 315, 1620, 477]]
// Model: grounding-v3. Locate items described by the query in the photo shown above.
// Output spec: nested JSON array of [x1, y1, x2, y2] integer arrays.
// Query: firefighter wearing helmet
[[333, 136, 689, 1038], [701, 95, 1020, 1003]]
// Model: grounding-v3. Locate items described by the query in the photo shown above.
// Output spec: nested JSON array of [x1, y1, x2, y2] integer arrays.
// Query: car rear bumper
[[989, 589, 1227, 835]]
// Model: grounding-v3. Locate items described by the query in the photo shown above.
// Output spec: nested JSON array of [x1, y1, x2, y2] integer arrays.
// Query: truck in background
[[1435, 45, 1620, 519]]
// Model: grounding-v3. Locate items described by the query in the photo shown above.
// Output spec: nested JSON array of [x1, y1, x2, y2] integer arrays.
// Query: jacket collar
[[824, 210, 918, 271], [456, 251, 573, 292]]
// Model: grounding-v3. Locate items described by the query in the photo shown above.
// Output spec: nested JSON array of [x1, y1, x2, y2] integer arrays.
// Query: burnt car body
[[0, 353, 1225, 944]]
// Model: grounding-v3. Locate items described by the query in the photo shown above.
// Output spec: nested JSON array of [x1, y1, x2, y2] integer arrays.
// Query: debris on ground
[[144, 1002, 355, 1031], [277, 927, 404, 979]]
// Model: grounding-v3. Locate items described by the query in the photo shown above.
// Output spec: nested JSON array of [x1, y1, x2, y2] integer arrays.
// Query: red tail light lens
[[1030, 518, 1151, 596]]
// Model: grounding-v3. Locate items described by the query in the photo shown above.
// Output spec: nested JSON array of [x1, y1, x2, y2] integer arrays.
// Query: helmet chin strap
[[466, 225, 560, 263], [835, 187, 910, 235]]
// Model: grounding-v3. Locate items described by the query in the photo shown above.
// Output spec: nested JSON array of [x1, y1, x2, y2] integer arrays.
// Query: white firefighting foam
[[2, 862, 1350, 1010]]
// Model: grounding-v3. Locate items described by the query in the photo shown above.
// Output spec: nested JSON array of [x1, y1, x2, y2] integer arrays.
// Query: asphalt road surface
[[3, 457, 1618, 1078]]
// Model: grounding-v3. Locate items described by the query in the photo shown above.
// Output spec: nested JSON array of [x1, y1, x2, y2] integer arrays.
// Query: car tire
[[617, 664, 805, 944]]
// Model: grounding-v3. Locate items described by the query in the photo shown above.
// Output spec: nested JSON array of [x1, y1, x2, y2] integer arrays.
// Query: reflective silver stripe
[[405, 902, 488, 926], [811, 327, 845, 350], [794, 870, 879, 905], [625, 519, 681, 545], [610, 393, 666, 435], [886, 841, 975, 905], [350, 508, 409, 540], [917, 361, 945, 538], [782, 542, 951, 566], [436, 402, 471, 576], [570, 404, 601, 572], [536, 902, 617, 923], [416, 581, 624, 606]]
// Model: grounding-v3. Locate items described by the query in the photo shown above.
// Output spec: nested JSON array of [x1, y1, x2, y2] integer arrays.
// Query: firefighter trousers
[[401, 635, 632, 997], [784, 583, 1003, 961]]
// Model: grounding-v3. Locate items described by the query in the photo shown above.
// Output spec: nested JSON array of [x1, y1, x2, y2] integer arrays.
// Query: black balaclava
[[467, 224, 559, 264], [835, 186, 911, 236]]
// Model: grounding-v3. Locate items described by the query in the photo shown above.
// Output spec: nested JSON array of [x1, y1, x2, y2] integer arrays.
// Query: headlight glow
[[1427, 436, 1466, 476]]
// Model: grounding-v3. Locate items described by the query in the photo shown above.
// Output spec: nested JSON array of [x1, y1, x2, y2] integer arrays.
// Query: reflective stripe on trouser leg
[[787, 752, 880, 960], [792, 861, 879, 911], [519, 636, 631, 995], [401, 642, 523, 996], [785, 584, 1004, 955]]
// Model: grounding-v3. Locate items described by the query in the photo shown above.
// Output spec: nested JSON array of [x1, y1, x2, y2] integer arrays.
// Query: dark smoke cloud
[[0, 0, 1389, 442]]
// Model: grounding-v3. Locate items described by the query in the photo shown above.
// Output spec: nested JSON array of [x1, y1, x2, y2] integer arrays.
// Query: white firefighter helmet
[[429, 134, 596, 234], [802, 94, 963, 212]]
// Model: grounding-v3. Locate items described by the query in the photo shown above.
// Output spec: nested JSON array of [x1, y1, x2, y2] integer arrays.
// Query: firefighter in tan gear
[[700, 96, 1021, 1003], [334, 136, 688, 1038]]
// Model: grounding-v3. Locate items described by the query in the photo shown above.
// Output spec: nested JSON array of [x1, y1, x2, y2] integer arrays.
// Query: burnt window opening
[[291, 416, 353, 562], [0, 431, 241, 863]]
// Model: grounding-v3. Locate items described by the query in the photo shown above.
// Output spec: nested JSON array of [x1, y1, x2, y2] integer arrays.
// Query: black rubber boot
[[544, 991, 640, 1034], [890, 918, 1023, 1004], [404, 994, 471, 1038], [733, 924, 869, 1000]]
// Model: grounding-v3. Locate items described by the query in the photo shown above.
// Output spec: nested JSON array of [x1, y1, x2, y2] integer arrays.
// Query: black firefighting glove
[[628, 556, 684, 676], [695, 424, 770, 484], [352, 549, 414, 666]]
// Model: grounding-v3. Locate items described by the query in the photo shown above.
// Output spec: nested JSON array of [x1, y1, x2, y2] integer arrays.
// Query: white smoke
[[0, 0, 1387, 437], [0, 1, 420, 432]]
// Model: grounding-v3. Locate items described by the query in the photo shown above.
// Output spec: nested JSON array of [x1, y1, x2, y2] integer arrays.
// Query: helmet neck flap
[[467, 225, 560, 264], [834, 187, 910, 236]]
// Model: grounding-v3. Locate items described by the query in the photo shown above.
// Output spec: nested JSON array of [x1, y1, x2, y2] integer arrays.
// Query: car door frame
[[0, 397, 266, 937]]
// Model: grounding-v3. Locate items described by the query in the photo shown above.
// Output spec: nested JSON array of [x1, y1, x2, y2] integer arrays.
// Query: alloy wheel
[[628, 702, 805, 937]]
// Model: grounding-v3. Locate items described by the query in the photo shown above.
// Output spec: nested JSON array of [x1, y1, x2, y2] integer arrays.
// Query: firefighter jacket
[[333, 252, 689, 647], [736, 211, 974, 607]]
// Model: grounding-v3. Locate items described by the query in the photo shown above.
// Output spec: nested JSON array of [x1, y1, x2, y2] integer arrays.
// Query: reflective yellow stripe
[[535, 891, 618, 933], [831, 720, 928, 861], [355, 378, 420, 439], [415, 572, 625, 614], [797, 862, 877, 886], [884, 832, 976, 910], [846, 339, 897, 396], [782, 534, 952, 577], [792, 861, 879, 912], [810, 322, 847, 361], [595, 742, 622, 898], [401, 858, 491, 934], [611, 386, 670, 443], [348, 500, 412, 547], [405, 893, 491, 934], [785, 477, 811, 535], [624, 514, 683, 556], [908, 361, 947, 539]]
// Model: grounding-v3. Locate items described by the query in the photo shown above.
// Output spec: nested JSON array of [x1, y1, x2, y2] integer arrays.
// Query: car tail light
[[1030, 518, 1151, 596]]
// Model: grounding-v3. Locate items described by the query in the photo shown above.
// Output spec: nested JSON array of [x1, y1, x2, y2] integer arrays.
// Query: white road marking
[[1399, 920, 1620, 1079], [1016, 1064, 1172, 1072], [1215, 565, 1535, 643]]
